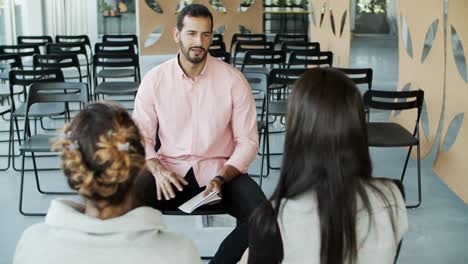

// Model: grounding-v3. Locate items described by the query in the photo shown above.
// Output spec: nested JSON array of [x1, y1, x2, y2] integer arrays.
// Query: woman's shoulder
[[363, 179, 406, 210]]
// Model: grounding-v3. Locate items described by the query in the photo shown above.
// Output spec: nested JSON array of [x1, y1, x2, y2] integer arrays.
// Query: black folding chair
[[0, 44, 41, 69], [212, 33, 224, 42], [241, 49, 286, 73], [335, 67, 373, 91], [274, 34, 308, 44], [46, 42, 92, 97], [102, 34, 139, 55], [336, 67, 373, 118], [33, 54, 82, 83], [18, 82, 88, 216], [209, 50, 231, 64], [94, 42, 140, 81], [282, 41, 320, 53], [8, 69, 65, 171], [363, 89, 424, 208], [232, 40, 274, 67], [230, 33, 266, 55], [265, 68, 308, 171], [244, 72, 268, 182], [0, 55, 23, 170], [55, 35, 93, 71], [93, 53, 140, 101], [288, 50, 333, 68], [17, 35, 53, 54], [209, 40, 227, 53]]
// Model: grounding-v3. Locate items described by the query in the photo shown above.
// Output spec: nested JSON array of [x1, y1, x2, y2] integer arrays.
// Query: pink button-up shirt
[[132, 54, 259, 187]]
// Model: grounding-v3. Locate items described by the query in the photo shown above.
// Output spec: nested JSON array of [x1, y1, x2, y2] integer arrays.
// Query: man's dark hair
[[177, 4, 213, 31]]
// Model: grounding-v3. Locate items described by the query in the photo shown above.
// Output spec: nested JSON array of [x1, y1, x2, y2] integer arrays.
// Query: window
[[98, 0, 136, 36]]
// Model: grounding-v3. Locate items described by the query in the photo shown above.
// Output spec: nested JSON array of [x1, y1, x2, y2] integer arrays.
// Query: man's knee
[[224, 174, 267, 213]]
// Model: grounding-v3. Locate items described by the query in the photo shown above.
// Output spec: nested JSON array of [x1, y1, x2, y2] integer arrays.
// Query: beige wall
[[433, 0, 468, 204], [309, 0, 351, 67]]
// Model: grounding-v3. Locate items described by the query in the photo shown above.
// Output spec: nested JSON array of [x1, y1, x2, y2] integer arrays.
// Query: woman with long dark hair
[[242, 68, 408, 264]]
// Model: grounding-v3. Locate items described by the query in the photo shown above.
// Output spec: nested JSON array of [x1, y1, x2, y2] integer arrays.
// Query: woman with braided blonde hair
[[14, 102, 201, 264]]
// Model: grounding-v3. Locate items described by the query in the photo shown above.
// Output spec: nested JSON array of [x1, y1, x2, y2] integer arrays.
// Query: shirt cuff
[[144, 144, 158, 161], [225, 159, 248, 174]]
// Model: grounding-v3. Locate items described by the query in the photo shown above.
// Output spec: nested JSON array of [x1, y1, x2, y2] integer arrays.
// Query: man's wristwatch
[[214, 175, 226, 186]]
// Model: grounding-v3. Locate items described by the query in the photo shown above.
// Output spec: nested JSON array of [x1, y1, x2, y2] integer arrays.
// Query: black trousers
[[133, 169, 267, 264]]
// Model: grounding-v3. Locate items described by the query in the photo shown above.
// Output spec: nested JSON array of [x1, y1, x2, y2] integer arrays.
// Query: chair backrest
[[230, 33, 267, 54], [209, 40, 227, 53], [8, 69, 64, 111], [26, 82, 88, 110], [46, 42, 90, 66], [274, 34, 308, 44], [241, 50, 286, 72], [95, 42, 135, 55], [33, 54, 82, 82], [335, 67, 373, 91], [55, 35, 92, 57], [23, 82, 88, 137], [0, 54, 23, 73], [9, 69, 64, 87], [209, 51, 231, 64], [233, 40, 274, 65], [282, 41, 320, 53], [234, 39, 274, 54], [288, 50, 333, 68], [0, 45, 41, 58], [267, 68, 308, 88], [93, 52, 139, 68], [212, 33, 223, 42], [363, 89, 424, 134], [17, 36, 53, 47], [102, 34, 139, 55]]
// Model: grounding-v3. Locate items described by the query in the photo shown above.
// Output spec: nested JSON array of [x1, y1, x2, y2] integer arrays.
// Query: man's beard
[[179, 40, 206, 64]]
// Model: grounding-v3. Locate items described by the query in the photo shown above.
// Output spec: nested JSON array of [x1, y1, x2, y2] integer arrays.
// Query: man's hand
[[203, 177, 223, 198], [146, 158, 188, 200]]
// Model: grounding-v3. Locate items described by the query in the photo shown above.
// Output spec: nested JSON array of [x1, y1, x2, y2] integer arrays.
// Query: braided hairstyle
[[53, 102, 145, 210]]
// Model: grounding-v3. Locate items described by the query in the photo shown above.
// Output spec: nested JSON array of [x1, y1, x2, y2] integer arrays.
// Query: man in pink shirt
[[132, 4, 267, 264]]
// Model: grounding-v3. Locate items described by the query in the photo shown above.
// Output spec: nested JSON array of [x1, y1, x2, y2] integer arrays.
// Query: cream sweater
[[278, 181, 408, 264], [14, 199, 201, 264]]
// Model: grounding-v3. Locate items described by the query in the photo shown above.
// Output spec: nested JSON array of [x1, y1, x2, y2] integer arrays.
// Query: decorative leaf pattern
[[421, 19, 439, 63], [340, 10, 347, 38], [394, 0, 445, 159], [139, 0, 262, 54], [451, 26, 467, 83], [441, 113, 464, 152], [401, 15, 414, 58]]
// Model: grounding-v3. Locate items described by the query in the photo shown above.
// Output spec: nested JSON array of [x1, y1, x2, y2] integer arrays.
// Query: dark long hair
[[248, 68, 398, 264]]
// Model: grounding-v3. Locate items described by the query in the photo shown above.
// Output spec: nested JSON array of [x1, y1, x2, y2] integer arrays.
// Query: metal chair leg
[[30, 151, 76, 195], [402, 144, 422, 209], [19, 151, 45, 217]]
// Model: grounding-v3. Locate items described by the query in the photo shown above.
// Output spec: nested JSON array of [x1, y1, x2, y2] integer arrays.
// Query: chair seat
[[20, 134, 57, 152], [0, 71, 8, 80], [95, 82, 139, 95], [13, 103, 66, 118], [268, 100, 287, 115], [97, 69, 135, 78], [0, 84, 24, 96], [367, 122, 419, 147]]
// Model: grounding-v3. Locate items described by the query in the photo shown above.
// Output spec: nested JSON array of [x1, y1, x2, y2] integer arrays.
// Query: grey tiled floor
[[1, 35, 467, 263]]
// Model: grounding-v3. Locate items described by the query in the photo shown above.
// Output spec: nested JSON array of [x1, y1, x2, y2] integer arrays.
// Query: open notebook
[[178, 190, 222, 213]]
